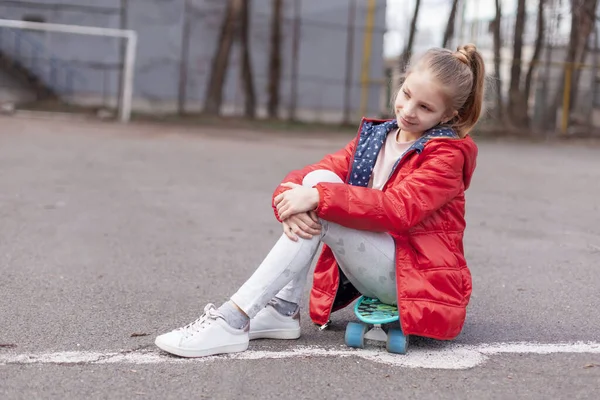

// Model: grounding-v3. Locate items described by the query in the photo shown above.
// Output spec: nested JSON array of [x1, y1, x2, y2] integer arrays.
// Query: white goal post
[[0, 18, 137, 122]]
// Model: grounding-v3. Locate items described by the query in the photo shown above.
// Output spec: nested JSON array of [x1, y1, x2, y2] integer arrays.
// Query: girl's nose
[[404, 103, 416, 117]]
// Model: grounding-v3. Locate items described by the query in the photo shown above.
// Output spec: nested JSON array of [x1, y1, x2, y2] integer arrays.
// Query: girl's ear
[[442, 110, 458, 124]]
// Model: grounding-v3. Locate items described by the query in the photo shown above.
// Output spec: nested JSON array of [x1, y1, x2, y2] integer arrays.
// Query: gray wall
[[0, 67, 35, 103], [0, 0, 387, 122]]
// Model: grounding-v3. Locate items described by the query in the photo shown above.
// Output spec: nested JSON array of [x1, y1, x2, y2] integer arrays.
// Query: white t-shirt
[[369, 129, 415, 190]]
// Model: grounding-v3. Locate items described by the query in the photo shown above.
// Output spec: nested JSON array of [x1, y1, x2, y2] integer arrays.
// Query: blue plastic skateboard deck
[[355, 296, 399, 324], [345, 296, 408, 354]]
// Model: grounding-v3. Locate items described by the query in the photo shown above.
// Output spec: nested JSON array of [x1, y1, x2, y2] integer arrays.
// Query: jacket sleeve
[[313, 144, 465, 233], [271, 136, 358, 222]]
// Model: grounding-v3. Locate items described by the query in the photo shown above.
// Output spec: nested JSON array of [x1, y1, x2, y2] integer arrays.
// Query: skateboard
[[344, 296, 408, 354]]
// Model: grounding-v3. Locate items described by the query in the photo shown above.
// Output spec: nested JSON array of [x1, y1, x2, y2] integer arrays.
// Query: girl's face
[[394, 70, 456, 134]]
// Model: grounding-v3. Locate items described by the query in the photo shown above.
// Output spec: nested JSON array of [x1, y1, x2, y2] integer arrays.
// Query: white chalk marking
[[1, 342, 599, 370]]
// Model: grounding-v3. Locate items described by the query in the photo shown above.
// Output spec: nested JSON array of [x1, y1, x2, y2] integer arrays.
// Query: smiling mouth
[[400, 116, 416, 126]]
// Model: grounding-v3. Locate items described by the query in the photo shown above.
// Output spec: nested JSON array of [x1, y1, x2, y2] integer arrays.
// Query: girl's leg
[[230, 169, 344, 318], [272, 170, 345, 306], [321, 221, 397, 305], [272, 169, 397, 306], [274, 225, 397, 306], [155, 181, 332, 358], [233, 167, 397, 320], [155, 169, 396, 358]]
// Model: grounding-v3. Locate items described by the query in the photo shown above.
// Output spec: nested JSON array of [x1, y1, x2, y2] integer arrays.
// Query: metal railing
[[0, 25, 86, 99]]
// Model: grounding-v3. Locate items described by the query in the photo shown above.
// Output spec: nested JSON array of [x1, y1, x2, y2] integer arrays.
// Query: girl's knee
[[302, 170, 343, 187]]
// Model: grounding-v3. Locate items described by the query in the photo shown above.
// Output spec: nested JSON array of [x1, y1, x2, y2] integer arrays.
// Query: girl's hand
[[274, 182, 320, 221], [282, 211, 321, 241]]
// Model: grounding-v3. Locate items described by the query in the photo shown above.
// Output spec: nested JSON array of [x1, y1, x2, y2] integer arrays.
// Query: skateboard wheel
[[386, 328, 408, 354], [345, 322, 367, 348]]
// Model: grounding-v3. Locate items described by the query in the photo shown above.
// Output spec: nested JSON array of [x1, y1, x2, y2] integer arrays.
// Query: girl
[[155, 44, 483, 358]]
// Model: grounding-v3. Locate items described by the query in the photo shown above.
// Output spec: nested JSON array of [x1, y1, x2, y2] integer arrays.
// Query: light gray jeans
[[231, 170, 397, 318]]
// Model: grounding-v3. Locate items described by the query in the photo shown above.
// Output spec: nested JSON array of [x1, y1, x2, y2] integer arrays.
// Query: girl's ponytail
[[452, 44, 486, 137]]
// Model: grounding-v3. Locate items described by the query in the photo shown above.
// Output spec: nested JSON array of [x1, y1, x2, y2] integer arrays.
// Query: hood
[[418, 126, 478, 191], [445, 134, 478, 190], [361, 118, 478, 189]]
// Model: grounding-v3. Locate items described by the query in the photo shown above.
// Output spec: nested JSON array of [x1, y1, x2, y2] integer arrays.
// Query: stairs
[[0, 24, 83, 104], [0, 49, 59, 101]]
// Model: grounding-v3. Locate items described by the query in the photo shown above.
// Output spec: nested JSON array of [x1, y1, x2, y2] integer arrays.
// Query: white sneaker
[[249, 304, 301, 340], [155, 304, 249, 358]]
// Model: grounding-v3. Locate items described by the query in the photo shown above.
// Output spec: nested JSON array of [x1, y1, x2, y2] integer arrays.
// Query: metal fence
[[0, 0, 390, 124]]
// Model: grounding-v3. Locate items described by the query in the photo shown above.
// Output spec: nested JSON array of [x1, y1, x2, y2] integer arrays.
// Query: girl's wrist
[[311, 188, 320, 209]]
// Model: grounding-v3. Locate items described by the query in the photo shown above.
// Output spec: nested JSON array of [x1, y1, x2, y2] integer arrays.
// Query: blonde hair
[[405, 44, 486, 138]]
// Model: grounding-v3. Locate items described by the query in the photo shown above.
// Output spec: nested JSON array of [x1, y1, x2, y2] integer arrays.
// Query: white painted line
[[1, 342, 599, 370]]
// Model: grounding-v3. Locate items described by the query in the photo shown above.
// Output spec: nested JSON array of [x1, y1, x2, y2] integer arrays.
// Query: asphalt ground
[[1, 116, 599, 399]]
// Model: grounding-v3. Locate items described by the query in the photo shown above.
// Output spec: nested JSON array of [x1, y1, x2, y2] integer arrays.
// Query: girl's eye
[[403, 90, 410, 98], [421, 105, 430, 111]]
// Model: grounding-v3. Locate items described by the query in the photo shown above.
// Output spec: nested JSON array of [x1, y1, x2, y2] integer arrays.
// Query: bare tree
[[442, 0, 459, 48], [203, 0, 242, 116], [524, 0, 547, 106], [399, 0, 421, 72], [507, 0, 528, 126], [540, 0, 561, 131], [547, 0, 598, 123], [239, 0, 256, 118], [588, 22, 599, 126], [566, 0, 598, 111], [491, 0, 503, 120], [267, 0, 283, 118]]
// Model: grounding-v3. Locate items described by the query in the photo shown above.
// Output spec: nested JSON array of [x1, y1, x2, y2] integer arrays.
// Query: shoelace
[[179, 303, 224, 337]]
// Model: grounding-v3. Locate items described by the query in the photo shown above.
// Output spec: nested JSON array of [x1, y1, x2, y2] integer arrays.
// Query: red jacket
[[271, 118, 478, 340]]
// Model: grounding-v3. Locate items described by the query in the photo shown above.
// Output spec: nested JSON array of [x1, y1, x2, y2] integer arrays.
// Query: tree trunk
[[507, 0, 528, 126], [239, 0, 256, 118], [587, 23, 599, 126], [542, 0, 562, 130], [399, 0, 421, 72], [550, 0, 598, 117], [442, 0, 459, 48], [523, 0, 546, 110], [203, 0, 241, 116], [267, 0, 283, 119], [492, 0, 503, 120], [569, 0, 598, 111]]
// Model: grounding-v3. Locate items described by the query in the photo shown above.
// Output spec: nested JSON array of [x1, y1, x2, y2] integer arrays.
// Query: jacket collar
[[363, 119, 458, 153]]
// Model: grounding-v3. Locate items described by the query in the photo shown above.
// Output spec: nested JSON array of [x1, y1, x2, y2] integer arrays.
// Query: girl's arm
[[271, 136, 358, 222], [313, 145, 465, 233]]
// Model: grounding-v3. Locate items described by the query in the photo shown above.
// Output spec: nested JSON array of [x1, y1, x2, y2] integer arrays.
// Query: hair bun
[[454, 44, 477, 65]]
